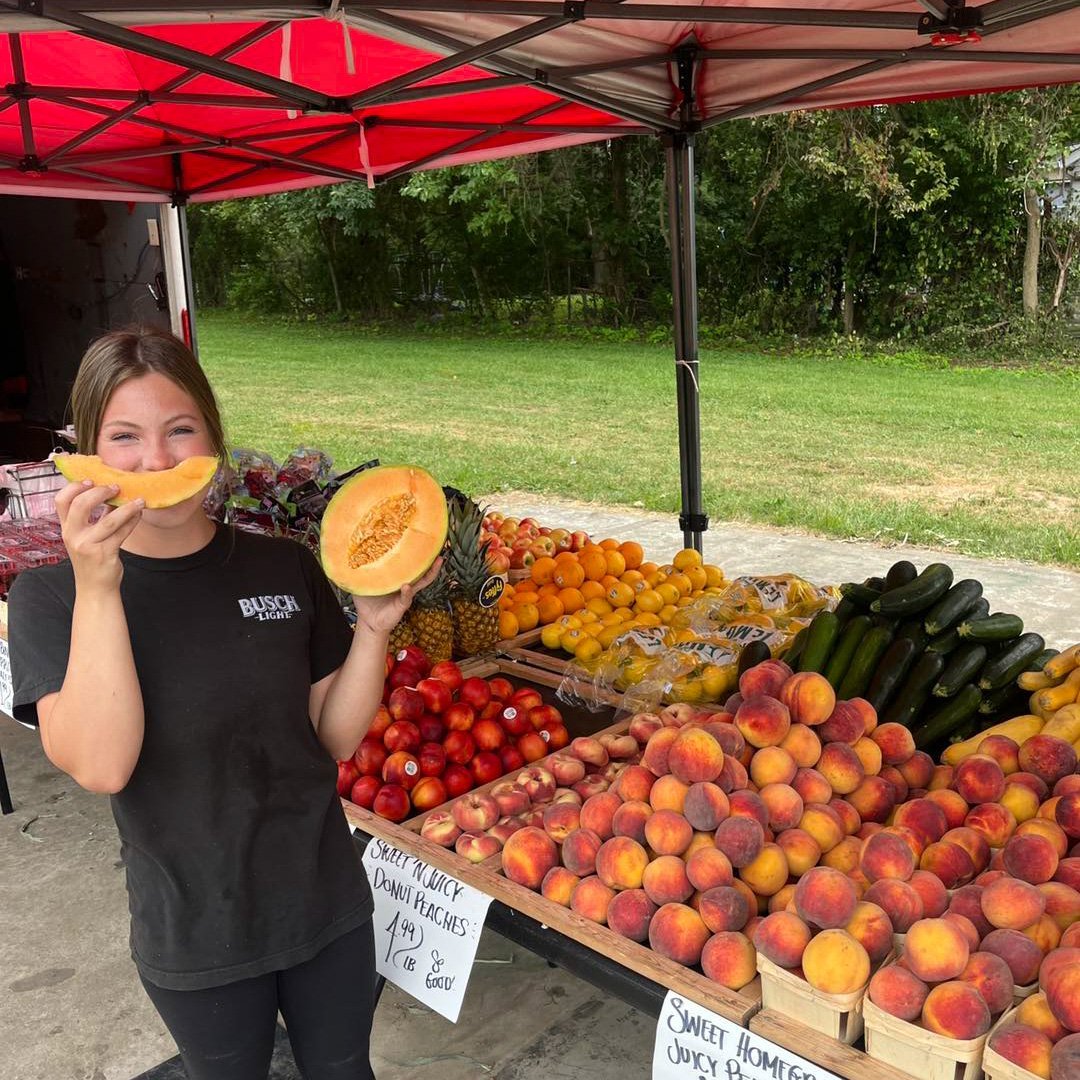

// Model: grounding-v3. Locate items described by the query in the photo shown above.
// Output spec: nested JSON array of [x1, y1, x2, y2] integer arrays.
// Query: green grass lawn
[[197, 312, 1080, 568]]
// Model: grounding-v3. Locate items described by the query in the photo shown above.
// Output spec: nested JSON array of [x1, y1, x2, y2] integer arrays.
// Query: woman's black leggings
[[140, 921, 377, 1080]]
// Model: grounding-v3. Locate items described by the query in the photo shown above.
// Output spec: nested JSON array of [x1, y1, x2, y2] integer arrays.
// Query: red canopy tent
[[1, 0, 1077, 544]]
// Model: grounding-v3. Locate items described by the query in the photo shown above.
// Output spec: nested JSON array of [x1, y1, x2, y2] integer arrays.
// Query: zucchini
[[823, 615, 872, 689], [782, 627, 809, 670], [977, 632, 1046, 691], [895, 618, 930, 653], [837, 625, 894, 700], [832, 597, 859, 626], [840, 582, 882, 611], [977, 682, 1028, 717], [870, 562, 954, 617], [912, 684, 983, 750], [864, 576, 887, 592], [883, 650, 946, 727], [865, 637, 920, 713], [958, 613, 1024, 643], [1031, 648, 1060, 671], [924, 579, 984, 636], [884, 560, 919, 591], [739, 639, 774, 677], [933, 643, 988, 698], [927, 598, 990, 652], [798, 610, 842, 674]]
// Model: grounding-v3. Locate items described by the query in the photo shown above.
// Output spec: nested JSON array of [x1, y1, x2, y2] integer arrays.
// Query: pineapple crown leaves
[[414, 560, 450, 608], [446, 497, 490, 591]]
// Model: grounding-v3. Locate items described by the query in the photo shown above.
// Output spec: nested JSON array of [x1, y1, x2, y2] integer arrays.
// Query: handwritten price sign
[[653, 993, 842, 1080], [361, 836, 491, 1022], [0, 637, 12, 717]]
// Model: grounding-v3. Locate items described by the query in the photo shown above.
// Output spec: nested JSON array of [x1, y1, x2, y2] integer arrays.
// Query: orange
[[498, 593, 515, 611], [599, 537, 620, 551], [636, 589, 663, 614], [703, 564, 724, 587], [498, 610, 519, 638], [537, 595, 564, 623], [603, 550, 627, 577], [530, 556, 557, 586], [597, 626, 624, 649], [560, 628, 587, 653], [656, 583, 680, 606], [580, 550, 608, 582], [553, 560, 585, 589], [512, 590, 539, 606], [579, 543, 604, 557], [613, 606, 635, 621], [639, 561, 659, 578], [618, 541, 644, 570], [537, 582, 561, 598], [557, 587, 586, 614], [667, 572, 693, 597], [586, 596, 614, 616], [659, 604, 679, 623], [601, 574, 621, 591], [636, 612, 662, 628], [644, 571, 665, 588], [574, 637, 603, 663], [685, 566, 707, 591], [600, 612, 625, 627], [512, 602, 540, 632], [580, 580, 606, 601], [620, 570, 646, 593], [541, 624, 564, 649], [607, 581, 635, 608], [673, 548, 703, 571]]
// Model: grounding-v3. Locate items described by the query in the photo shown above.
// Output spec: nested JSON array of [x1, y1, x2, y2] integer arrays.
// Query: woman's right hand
[[55, 481, 144, 593]]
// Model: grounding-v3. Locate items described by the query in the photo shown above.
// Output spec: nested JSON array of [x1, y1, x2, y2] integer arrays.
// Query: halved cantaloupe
[[320, 465, 447, 596], [51, 453, 219, 508]]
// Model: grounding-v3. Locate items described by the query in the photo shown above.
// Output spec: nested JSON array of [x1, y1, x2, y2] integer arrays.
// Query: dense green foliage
[[188, 88, 1080, 344]]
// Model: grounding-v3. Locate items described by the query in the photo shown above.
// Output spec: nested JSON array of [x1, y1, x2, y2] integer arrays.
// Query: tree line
[[188, 86, 1080, 342]]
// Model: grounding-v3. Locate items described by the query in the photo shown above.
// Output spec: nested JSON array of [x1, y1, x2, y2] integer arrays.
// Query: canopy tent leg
[[665, 132, 708, 553]]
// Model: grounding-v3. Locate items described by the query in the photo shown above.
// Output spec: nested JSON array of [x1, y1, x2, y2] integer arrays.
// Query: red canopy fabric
[[1, 2, 1078, 202]]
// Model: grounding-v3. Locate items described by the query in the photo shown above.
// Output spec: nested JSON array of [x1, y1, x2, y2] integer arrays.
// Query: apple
[[527, 703, 562, 730], [489, 678, 514, 702], [388, 687, 424, 723], [442, 729, 476, 765], [455, 831, 502, 863], [388, 665, 422, 692], [548, 528, 571, 552], [458, 678, 492, 711], [521, 517, 540, 529], [429, 660, 463, 694], [508, 549, 535, 571], [499, 705, 531, 737], [517, 731, 548, 763], [349, 775, 381, 809], [470, 751, 504, 786], [452, 791, 500, 832], [569, 530, 589, 551], [353, 737, 388, 777], [442, 763, 473, 798], [573, 775, 609, 800], [368, 705, 392, 740], [383, 720, 421, 755], [372, 783, 411, 822], [538, 722, 570, 751], [416, 678, 452, 715], [418, 741, 447, 777], [528, 538, 556, 558], [410, 775, 448, 812], [393, 645, 430, 676], [629, 712, 663, 745], [549, 753, 586, 787], [417, 714, 446, 744], [499, 745, 526, 773], [488, 816, 525, 844], [599, 733, 639, 760], [472, 718, 506, 751], [382, 750, 420, 790], [511, 687, 544, 712], [516, 766, 557, 805], [420, 810, 461, 847], [487, 550, 510, 575], [444, 702, 475, 732], [570, 736, 609, 768], [337, 759, 359, 797], [491, 781, 531, 817]]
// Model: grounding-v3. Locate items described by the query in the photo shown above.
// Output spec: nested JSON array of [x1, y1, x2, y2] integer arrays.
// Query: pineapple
[[446, 498, 498, 658], [388, 616, 415, 653], [409, 566, 454, 663]]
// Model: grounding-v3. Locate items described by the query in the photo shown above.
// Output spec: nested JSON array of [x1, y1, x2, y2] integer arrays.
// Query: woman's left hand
[[352, 558, 443, 636]]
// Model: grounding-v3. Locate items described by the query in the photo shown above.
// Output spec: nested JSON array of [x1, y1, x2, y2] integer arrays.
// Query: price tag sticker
[[653, 992, 843, 1080], [0, 637, 12, 717], [362, 836, 491, 1022]]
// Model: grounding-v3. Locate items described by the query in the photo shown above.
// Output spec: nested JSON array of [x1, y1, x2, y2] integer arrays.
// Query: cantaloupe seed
[[348, 493, 417, 568]]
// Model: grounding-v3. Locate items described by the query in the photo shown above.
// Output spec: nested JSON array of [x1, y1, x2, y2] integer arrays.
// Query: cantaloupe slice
[[51, 453, 219, 509], [321, 465, 447, 596]]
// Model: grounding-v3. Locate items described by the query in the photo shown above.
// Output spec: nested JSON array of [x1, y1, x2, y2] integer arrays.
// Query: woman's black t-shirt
[[8, 524, 374, 990]]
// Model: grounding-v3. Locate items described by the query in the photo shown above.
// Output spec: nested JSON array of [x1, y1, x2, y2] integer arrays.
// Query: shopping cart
[[0, 459, 64, 521]]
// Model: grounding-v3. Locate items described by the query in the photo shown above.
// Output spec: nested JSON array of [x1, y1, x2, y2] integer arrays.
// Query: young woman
[[9, 327, 434, 1080]]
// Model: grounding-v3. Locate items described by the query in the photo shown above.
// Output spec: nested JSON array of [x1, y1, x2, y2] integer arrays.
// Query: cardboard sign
[[361, 835, 491, 1023], [0, 636, 12, 717], [653, 992, 842, 1080]]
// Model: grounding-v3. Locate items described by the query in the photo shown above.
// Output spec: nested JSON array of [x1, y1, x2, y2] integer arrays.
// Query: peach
[[801, 929, 871, 994], [754, 910, 811, 968], [979, 928, 1043, 986], [1019, 734, 1078, 786], [455, 831, 503, 863], [642, 854, 694, 907], [852, 736, 884, 778], [943, 913, 982, 952], [715, 816, 765, 868], [1057, 792, 1080, 840], [702, 721, 745, 756], [735, 695, 792, 748], [844, 697, 876, 736], [607, 888, 658, 942], [612, 764, 655, 803], [847, 776, 897, 824], [611, 800, 653, 845], [1052, 1034, 1080, 1080], [644, 809, 694, 857], [1039, 880, 1080, 931], [1003, 833, 1060, 885], [930, 764, 956, 791], [1040, 796, 1063, 823], [899, 750, 936, 791], [541, 865, 580, 907], [731, 877, 760, 916], [573, 776, 609, 801], [943, 826, 991, 874], [629, 712, 664, 745], [1022, 913, 1061, 954], [699, 885, 752, 933], [922, 981, 991, 1039], [542, 801, 582, 843], [717, 755, 750, 794], [571, 874, 616, 924], [920, 841, 976, 890], [686, 846, 734, 893], [739, 659, 792, 699], [502, 826, 559, 890], [744, 914, 764, 942], [682, 782, 730, 832], [561, 827, 602, 877], [781, 725, 823, 769], [965, 801, 1018, 849], [1065, 922, 1080, 947], [768, 883, 798, 914], [667, 727, 725, 785], [954, 754, 1007, 805], [579, 792, 622, 841], [792, 767, 832, 806], [818, 701, 867, 745], [759, 783, 805, 832], [1020, 819, 1070, 858], [977, 870, 1007, 887], [1011, 772, 1051, 800], [987, 1024, 1053, 1080], [869, 963, 930, 1021], [949, 884, 993, 939], [1039, 945, 1080, 991], [649, 902, 711, 966], [571, 736, 609, 768], [978, 734, 1020, 775], [649, 774, 690, 814], [903, 917, 970, 982], [893, 798, 949, 847], [866, 878, 924, 933], [861, 830, 918, 882], [909, 869, 949, 918], [818, 742, 866, 795], [846, 900, 895, 963], [800, 803, 847, 853], [701, 931, 758, 990], [1016, 992, 1069, 1042], [871, 722, 916, 765], [595, 836, 649, 891], [730, 789, 770, 830], [829, 797, 863, 837], [684, 831, 716, 860], [982, 877, 1046, 931], [777, 828, 822, 877], [793, 866, 858, 929], [751, 746, 798, 788], [549, 754, 587, 788], [823, 836, 863, 874], [780, 673, 836, 725], [880, 766, 910, 805], [1057, 775, 1080, 797], [959, 951, 1015, 1015], [925, 788, 971, 830], [642, 725, 680, 777], [739, 843, 789, 896], [1057, 856, 1080, 890]]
